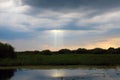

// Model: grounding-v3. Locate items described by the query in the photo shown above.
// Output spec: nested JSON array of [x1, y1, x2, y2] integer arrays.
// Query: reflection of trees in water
[[0, 69, 16, 80]]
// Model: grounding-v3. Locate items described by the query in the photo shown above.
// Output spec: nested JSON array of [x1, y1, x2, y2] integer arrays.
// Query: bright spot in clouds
[[51, 30, 63, 33]]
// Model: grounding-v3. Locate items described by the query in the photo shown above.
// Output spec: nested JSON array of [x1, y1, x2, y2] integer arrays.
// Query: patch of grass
[[0, 54, 120, 66]]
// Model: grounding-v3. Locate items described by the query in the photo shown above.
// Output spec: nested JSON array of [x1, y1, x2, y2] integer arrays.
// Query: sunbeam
[[51, 30, 64, 48]]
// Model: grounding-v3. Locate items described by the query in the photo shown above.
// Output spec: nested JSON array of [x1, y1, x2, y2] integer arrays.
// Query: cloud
[[0, 0, 29, 13], [0, 0, 120, 51], [22, 0, 120, 10], [1, 0, 120, 33], [21, 0, 120, 19], [22, 0, 83, 10]]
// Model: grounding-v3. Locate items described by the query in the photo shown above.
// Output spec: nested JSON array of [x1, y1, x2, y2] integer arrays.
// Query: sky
[[0, 0, 120, 51]]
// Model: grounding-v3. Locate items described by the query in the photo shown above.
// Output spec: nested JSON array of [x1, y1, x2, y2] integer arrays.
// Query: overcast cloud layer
[[0, 0, 120, 51]]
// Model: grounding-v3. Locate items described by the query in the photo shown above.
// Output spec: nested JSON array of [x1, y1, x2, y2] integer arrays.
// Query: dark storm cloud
[[22, 0, 120, 22], [23, 0, 120, 10], [23, 0, 81, 9]]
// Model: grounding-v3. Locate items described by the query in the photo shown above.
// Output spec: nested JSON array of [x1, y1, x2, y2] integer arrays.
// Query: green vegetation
[[0, 42, 120, 66], [0, 54, 120, 66]]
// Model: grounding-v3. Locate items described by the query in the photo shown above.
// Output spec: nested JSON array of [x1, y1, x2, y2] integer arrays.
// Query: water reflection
[[0, 69, 16, 80], [0, 67, 120, 80]]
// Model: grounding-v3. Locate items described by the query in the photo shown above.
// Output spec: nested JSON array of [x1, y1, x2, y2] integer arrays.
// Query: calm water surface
[[0, 66, 120, 80]]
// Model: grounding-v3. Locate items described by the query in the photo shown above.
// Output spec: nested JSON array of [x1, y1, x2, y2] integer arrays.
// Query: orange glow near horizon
[[41, 37, 120, 51]]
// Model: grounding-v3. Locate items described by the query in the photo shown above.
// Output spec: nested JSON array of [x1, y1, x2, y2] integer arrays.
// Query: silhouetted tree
[[90, 48, 106, 54], [106, 47, 116, 54], [0, 42, 16, 58], [75, 48, 88, 54], [116, 48, 120, 54], [40, 50, 52, 55], [58, 49, 72, 54], [34, 50, 40, 54]]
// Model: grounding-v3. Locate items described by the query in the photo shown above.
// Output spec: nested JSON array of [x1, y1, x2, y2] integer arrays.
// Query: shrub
[[0, 42, 16, 58]]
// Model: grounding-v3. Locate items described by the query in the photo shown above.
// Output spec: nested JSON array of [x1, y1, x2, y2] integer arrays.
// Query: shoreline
[[0, 65, 120, 69]]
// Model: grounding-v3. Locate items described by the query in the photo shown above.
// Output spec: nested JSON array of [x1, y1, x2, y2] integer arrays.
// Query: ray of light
[[50, 30, 64, 48]]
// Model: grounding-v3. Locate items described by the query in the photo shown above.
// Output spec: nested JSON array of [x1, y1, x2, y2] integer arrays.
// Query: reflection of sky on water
[[10, 68, 120, 80]]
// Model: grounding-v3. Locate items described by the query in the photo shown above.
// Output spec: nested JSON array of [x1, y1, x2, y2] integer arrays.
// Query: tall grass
[[0, 54, 120, 66]]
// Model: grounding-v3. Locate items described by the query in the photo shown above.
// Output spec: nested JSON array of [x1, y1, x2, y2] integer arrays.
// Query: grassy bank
[[0, 54, 120, 66]]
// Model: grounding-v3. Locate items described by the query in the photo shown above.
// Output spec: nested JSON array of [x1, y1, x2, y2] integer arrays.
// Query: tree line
[[0, 42, 120, 58], [19, 47, 120, 55]]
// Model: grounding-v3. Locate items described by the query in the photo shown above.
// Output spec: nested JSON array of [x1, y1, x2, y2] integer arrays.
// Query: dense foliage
[[18, 47, 120, 55], [0, 42, 16, 58]]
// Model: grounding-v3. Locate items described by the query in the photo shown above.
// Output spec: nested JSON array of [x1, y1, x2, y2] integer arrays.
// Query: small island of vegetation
[[0, 42, 120, 66]]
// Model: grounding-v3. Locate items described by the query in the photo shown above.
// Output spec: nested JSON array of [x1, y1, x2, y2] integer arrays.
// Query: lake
[[0, 66, 120, 80]]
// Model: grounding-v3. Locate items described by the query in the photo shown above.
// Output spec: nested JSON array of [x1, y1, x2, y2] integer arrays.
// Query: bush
[[58, 49, 72, 54], [90, 48, 106, 54], [40, 50, 52, 55], [75, 48, 88, 54], [0, 42, 16, 58]]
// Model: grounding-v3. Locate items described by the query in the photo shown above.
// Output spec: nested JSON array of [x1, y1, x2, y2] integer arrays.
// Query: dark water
[[0, 67, 120, 80]]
